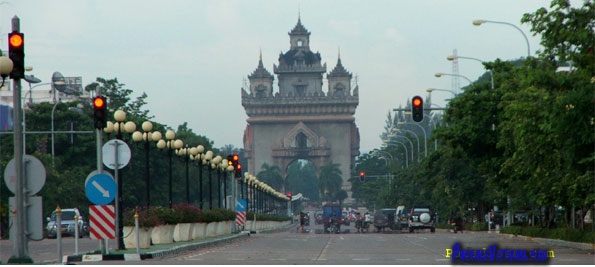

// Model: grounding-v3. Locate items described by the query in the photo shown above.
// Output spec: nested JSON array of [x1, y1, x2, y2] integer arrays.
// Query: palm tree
[[257, 163, 284, 191], [318, 161, 343, 202]]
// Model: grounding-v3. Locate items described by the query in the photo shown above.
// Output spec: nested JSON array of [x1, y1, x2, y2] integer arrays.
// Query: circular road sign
[[102, 139, 131, 170], [3, 155, 46, 195], [85, 173, 116, 205]]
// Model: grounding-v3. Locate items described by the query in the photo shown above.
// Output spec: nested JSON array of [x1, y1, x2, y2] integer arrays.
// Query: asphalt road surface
[[2, 223, 593, 265]]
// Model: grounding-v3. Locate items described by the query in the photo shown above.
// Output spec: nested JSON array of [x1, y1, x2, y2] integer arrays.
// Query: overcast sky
[[0, 0, 579, 153]]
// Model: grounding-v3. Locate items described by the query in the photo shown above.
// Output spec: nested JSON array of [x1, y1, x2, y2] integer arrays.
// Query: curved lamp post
[[132, 121, 162, 207], [104, 110, 136, 251], [446, 55, 494, 89], [382, 140, 409, 168], [393, 128, 421, 161], [157, 129, 183, 208], [397, 122, 428, 157], [472, 19, 530, 57], [426, 88, 457, 98], [435, 72, 474, 88]]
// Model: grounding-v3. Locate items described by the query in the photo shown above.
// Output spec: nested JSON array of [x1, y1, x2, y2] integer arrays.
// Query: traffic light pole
[[7, 15, 33, 264]]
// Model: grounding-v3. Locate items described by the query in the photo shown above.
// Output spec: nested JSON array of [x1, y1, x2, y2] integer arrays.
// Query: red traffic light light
[[9, 33, 23, 48], [93, 96, 106, 109], [411, 95, 424, 122], [232, 154, 239, 162], [286, 193, 292, 198], [412, 96, 422, 107], [92, 96, 107, 129], [8, 32, 25, 79]]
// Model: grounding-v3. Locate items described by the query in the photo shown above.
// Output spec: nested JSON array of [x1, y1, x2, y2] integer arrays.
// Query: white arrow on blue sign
[[85, 173, 116, 205], [235, 198, 247, 212]]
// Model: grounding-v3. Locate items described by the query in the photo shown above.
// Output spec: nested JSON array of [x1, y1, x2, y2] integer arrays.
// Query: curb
[[65, 232, 251, 263], [64, 223, 295, 263]]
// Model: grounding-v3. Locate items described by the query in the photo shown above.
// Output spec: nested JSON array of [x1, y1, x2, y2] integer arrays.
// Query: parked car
[[46, 208, 89, 238], [373, 208, 400, 232], [408, 206, 435, 233], [396, 205, 409, 229]]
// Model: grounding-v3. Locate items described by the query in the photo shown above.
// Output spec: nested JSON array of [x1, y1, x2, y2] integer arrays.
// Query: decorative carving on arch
[[282, 121, 321, 148]]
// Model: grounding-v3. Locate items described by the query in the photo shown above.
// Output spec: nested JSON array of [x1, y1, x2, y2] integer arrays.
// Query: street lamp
[[176, 145, 195, 204], [472, 19, 530, 57], [435, 72, 475, 88], [446, 55, 494, 89], [156, 129, 183, 208], [382, 140, 409, 168], [103, 110, 136, 251], [200, 150, 215, 209], [398, 121, 428, 157], [386, 131, 414, 161], [210, 155, 222, 208], [192, 145, 207, 209], [426, 88, 456, 98], [218, 158, 234, 208], [132, 121, 162, 207], [393, 128, 421, 161]]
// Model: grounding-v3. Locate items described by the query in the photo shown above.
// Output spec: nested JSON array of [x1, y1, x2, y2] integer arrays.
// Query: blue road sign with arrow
[[236, 198, 247, 212], [85, 173, 116, 205]]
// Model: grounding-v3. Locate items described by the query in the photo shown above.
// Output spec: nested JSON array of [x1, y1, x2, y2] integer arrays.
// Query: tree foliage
[[355, 0, 594, 230]]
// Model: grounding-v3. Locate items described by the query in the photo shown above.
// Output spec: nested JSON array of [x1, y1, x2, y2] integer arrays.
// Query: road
[[94, 222, 593, 265], [2, 222, 593, 265]]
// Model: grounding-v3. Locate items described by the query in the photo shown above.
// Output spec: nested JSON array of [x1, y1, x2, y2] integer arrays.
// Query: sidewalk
[[65, 224, 295, 264]]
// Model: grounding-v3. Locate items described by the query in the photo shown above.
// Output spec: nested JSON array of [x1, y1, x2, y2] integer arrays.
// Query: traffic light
[[92, 96, 107, 129], [8, 32, 25, 80], [411, 95, 424, 122], [359, 171, 365, 182], [234, 163, 242, 178], [286, 193, 292, 199], [229, 154, 242, 178]]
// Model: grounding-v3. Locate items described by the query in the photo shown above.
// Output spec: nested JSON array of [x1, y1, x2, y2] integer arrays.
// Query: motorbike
[[355, 218, 371, 233], [451, 217, 463, 233], [324, 216, 342, 233]]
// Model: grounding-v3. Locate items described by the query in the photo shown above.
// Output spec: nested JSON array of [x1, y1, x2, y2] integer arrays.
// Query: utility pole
[[8, 15, 33, 264]]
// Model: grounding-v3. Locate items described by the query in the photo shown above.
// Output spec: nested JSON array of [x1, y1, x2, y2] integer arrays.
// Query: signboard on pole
[[235, 198, 247, 227], [89, 205, 115, 240], [85, 173, 116, 205]]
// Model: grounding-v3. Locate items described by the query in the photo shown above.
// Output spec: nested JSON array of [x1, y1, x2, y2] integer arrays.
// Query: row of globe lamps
[[244, 173, 290, 214], [102, 109, 290, 213]]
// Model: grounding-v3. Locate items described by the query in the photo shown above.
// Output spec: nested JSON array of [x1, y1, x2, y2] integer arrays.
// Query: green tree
[[257, 163, 284, 192], [318, 161, 343, 202]]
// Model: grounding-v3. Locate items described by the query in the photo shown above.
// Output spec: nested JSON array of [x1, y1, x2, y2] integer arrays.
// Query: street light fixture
[[472, 19, 530, 57], [393, 128, 421, 161], [435, 72, 474, 88], [157, 129, 183, 208], [176, 144, 195, 204], [103, 109, 136, 251], [193, 145, 207, 209], [446, 55, 494, 89], [132, 121, 162, 207], [381, 140, 409, 168], [398, 121, 428, 157], [426, 88, 456, 98]]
